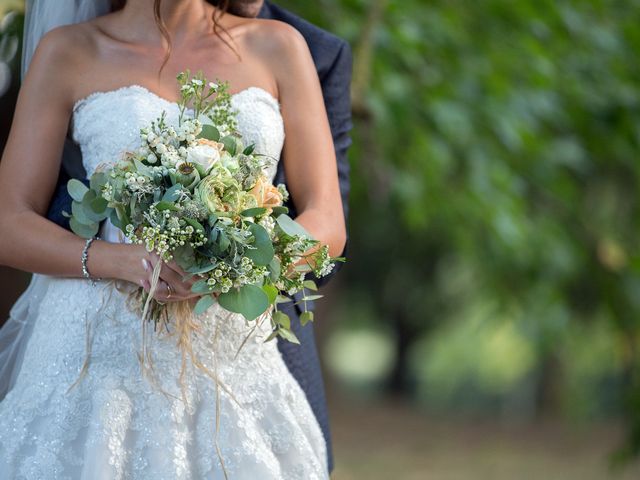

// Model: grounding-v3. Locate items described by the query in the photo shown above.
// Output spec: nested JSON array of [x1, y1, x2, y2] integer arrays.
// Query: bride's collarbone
[[66, 20, 282, 107], [73, 62, 278, 108]]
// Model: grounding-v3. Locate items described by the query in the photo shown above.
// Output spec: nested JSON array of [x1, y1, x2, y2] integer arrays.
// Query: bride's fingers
[[165, 260, 198, 286], [152, 281, 171, 302], [141, 255, 210, 301], [165, 259, 188, 277], [157, 272, 203, 301], [158, 263, 197, 299], [154, 280, 187, 302], [148, 256, 197, 291]]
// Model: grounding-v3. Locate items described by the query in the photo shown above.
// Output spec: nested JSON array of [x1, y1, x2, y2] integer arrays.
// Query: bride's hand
[[142, 252, 203, 303], [112, 244, 204, 303]]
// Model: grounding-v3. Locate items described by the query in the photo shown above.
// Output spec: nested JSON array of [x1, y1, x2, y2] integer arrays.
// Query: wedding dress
[[0, 85, 329, 480]]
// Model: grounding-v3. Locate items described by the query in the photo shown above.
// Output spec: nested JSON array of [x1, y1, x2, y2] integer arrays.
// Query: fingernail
[[142, 259, 151, 271]]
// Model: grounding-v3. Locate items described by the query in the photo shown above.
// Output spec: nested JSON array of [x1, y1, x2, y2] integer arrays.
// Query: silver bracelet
[[81, 236, 102, 286]]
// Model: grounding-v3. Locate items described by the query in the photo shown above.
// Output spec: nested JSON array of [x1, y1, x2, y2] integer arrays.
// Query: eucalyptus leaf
[[218, 284, 269, 321], [173, 244, 195, 269], [133, 158, 154, 176], [71, 201, 93, 226], [90, 196, 108, 214], [110, 209, 122, 230], [221, 135, 237, 156], [70, 217, 99, 239], [200, 124, 220, 141], [67, 179, 89, 202], [162, 184, 183, 202], [245, 223, 274, 266], [240, 207, 267, 217], [89, 172, 108, 192], [81, 191, 106, 222], [194, 295, 215, 315], [262, 284, 278, 304], [276, 214, 313, 239], [268, 257, 281, 282], [191, 279, 212, 294]]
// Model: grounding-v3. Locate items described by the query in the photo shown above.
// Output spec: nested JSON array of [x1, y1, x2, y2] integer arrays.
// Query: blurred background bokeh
[[2, 1, 640, 478]]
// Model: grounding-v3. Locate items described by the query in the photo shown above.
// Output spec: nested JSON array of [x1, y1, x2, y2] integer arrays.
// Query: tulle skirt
[[0, 275, 328, 479]]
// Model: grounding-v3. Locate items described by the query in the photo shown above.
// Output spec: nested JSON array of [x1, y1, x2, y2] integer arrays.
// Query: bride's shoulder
[[22, 22, 102, 111], [30, 22, 98, 74], [244, 17, 305, 41], [242, 18, 312, 69]]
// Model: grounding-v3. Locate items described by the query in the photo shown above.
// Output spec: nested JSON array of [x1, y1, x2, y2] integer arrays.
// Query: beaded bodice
[[72, 85, 285, 182]]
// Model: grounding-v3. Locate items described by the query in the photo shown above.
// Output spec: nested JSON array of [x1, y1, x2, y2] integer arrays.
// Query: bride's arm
[[0, 28, 143, 285], [260, 23, 348, 258]]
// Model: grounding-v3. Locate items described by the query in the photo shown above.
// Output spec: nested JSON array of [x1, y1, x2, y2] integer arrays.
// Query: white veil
[[0, 0, 111, 401], [21, 0, 111, 79]]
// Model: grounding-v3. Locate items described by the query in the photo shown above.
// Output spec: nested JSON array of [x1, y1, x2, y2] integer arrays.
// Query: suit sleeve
[[45, 139, 88, 231], [312, 40, 353, 289]]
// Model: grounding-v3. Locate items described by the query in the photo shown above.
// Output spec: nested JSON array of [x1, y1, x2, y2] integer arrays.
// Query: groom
[[46, 0, 352, 472]]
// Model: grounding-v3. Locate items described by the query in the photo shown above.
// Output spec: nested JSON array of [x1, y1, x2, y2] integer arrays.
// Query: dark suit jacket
[[45, 1, 352, 472], [259, 3, 352, 472]]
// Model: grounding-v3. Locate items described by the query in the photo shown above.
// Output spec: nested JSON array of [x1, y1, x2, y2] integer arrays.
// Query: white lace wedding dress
[[0, 86, 328, 480]]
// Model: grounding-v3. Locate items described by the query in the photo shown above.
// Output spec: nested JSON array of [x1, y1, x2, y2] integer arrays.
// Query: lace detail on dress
[[0, 88, 326, 480]]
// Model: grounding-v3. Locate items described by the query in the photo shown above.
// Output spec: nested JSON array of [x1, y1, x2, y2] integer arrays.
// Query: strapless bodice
[[70, 84, 285, 242], [71, 85, 285, 181]]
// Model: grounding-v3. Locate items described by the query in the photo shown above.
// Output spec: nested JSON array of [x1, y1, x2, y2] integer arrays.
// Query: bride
[[0, 0, 346, 478]]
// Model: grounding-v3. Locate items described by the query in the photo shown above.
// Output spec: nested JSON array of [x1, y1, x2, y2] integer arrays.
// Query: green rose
[[195, 166, 240, 213]]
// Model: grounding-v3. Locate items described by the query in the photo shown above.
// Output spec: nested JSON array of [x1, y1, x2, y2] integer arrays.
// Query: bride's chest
[[71, 85, 285, 177]]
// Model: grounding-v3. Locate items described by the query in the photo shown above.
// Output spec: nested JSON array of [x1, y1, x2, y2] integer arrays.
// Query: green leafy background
[[2, 0, 640, 477]]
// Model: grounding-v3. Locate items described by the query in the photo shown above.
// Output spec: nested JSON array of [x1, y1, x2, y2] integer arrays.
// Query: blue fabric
[[46, 139, 87, 230], [45, 2, 353, 472]]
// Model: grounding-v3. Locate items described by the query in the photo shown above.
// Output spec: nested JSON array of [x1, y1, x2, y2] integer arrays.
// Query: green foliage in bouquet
[[67, 71, 340, 343]]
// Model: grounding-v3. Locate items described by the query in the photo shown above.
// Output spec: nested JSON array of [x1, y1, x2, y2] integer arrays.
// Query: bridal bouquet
[[66, 71, 339, 344]]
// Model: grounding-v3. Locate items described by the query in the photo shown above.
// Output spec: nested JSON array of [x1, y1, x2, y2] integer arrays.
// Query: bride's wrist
[[84, 240, 135, 282]]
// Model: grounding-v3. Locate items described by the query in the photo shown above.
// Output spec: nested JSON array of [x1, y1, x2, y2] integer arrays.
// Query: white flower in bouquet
[[186, 139, 224, 174]]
